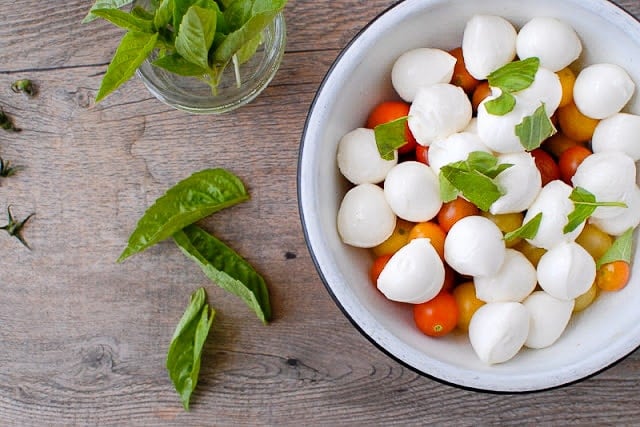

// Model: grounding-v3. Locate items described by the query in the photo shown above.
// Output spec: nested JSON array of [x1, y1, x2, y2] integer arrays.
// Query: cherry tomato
[[372, 219, 414, 257], [542, 131, 583, 159], [408, 221, 446, 259], [556, 101, 599, 142], [531, 148, 560, 186], [573, 283, 598, 313], [595, 261, 631, 292], [513, 239, 546, 268], [575, 224, 613, 261], [369, 254, 393, 286], [452, 281, 485, 332], [442, 264, 457, 293], [413, 292, 459, 337], [415, 144, 429, 165], [556, 67, 576, 107], [437, 197, 479, 232], [480, 211, 523, 248], [558, 145, 592, 184], [471, 81, 491, 112], [366, 101, 417, 154], [448, 47, 480, 93]]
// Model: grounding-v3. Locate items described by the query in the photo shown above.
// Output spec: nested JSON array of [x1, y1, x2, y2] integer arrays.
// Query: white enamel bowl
[[298, 0, 640, 392]]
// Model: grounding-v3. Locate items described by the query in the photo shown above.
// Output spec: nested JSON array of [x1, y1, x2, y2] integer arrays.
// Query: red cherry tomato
[[436, 197, 479, 232], [415, 144, 429, 165], [531, 148, 560, 186], [413, 292, 459, 337], [366, 101, 417, 154], [558, 145, 592, 184], [369, 254, 392, 286]]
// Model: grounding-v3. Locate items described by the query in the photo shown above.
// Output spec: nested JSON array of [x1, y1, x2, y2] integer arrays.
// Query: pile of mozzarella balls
[[336, 15, 640, 364]]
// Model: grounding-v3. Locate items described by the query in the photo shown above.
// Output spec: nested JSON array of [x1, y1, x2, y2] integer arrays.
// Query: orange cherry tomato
[[369, 254, 393, 286], [595, 260, 631, 292], [413, 292, 459, 337], [372, 219, 414, 257], [442, 264, 457, 293], [366, 101, 417, 154], [472, 81, 491, 112], [407, 221, 446, 259], [542, 131, 583, 159], [449, 47, 480, 93], [415, 144, 429, 165], [558, 145, 592, 184], [452, 281, 485, 332], [437, 197, 479, 232], [556, 101, 599, 142], [530, 148, 560, 186], [557, 67, 577, 107]]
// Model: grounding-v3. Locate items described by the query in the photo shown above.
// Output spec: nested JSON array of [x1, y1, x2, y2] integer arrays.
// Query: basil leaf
[[132, 6, 156, 20], [153, 52, 210, 76], [564, 187, 628, 233], [175, 5, 218, 69], [212, 10, 279, 64], [91, 8, 155, 32], [439, 166, 503, 212], [166, 287, 214, 411], [117, 168, 249, 262], [96, 31, 159, 102], [488, 57, 540, 93], [174, 225, 272, 323], [504, 212, 543, 242], [153, 0, 174, 29], [82, 0, 135, 23], [439, 173, 459, 203], [484, 91, 516, 116], [235, 32, 263, 64], [465, 151, 498, 173], [374, 117, 407, 161], [597, 227, 635, 269], [515, 103, 556, 151]]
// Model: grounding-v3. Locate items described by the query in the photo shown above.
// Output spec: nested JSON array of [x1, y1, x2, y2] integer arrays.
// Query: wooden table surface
[[2, 0, 640, 425]]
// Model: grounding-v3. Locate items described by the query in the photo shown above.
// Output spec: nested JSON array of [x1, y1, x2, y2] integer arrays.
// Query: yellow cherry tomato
[[372, 219, 414, 257], [557, 67, 576, 107], [575, 224, 613, 261], [452, 281, 485, 332], [557, 101, 599, 142], [573, 283, 598, 313], [513, 239, 546, 268], [481, 211, 523, 248]]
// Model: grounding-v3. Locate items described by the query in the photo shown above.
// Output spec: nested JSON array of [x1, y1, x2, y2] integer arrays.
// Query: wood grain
[[1, 0, 640, 425]]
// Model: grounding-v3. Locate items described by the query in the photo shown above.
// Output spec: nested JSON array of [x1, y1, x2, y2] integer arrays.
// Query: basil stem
[[174, 224, 272, 323], [167, 287, 215, 411], [117, 168, 249, 262]]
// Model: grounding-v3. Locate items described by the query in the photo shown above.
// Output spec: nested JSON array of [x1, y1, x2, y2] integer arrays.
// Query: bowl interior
[[299, 0, 640, 391]]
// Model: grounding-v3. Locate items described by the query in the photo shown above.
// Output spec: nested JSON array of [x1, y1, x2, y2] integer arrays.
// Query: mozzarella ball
[[474, 249, 537, 303], [476, 93, 536, 153], [573, 63, 635, 119], [377, 238, 445, 304], [383, 161, 442, 222], [571, 151, 636, 219], [515, 67, 562, 117], [468, 302, 530, 365], [444, 215, 506, 277], [337, 128, 398, 185], [523, 291, 575, 349], [592, 113, 640, 161], [490, 152, 542, 214], [523, 180, 585, 250], [391, 48, 456, 102], [516, 17, 582, 72], [408, 83, 472, 146], [337, 183, 396, 248], [537, 241, 596, 300], [462, 15, 517, 80], [464, 117, 479, 135], [427, 132, 492, 176], [590, 185, 640, 236]]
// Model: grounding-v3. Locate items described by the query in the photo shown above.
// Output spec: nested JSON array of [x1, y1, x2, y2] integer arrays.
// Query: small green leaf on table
[[82, 0, 135, 23]]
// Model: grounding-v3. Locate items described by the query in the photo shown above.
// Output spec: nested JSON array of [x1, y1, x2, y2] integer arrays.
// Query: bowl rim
[[298, 0, 640, 393]]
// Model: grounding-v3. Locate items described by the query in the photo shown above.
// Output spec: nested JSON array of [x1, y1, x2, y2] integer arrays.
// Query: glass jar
[[135, 8, 286, 114]]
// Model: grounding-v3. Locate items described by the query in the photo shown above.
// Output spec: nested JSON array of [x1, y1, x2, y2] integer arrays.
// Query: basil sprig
[[503, 212, 542, 242], [174, 225, 271, 323], [167, 287, 215, 411], [84, 0, 287, 102], [485, 57, 540, 116], [117, 168, 249, 262], [597, 227, 635, 269], [564, 187, 628, 233], [439, 151, 512, 212]]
